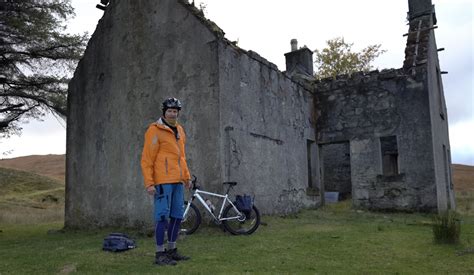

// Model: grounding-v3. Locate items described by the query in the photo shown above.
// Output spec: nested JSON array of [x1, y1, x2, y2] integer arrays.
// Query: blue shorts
[[154, 183, 184, 221]]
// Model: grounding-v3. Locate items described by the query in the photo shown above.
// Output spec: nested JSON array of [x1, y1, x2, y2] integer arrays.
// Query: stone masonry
[[313, 0, 454, 211], [65, 0, 454, 229]]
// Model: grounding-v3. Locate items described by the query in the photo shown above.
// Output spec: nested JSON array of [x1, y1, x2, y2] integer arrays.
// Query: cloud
[[436, 1, 473, 125], [449, 120, 474, 165], [445, 73, 473, 125], [3, 0, 472, 166], [1, 115, 66, 158], [67, 0, 103, 35]]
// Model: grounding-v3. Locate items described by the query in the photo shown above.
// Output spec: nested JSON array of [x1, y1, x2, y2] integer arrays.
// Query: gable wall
[[66, 0, 220, 228]]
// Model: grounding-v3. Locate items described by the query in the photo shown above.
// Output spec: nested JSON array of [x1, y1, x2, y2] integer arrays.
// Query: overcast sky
[[1, 0, 472, 165]]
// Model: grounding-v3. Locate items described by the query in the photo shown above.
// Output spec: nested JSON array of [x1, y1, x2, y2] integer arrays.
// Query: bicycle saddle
[[222, 182, 237, 186]]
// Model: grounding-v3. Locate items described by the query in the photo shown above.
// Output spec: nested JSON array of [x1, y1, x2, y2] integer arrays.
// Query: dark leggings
[[155, 217, 182, 246]]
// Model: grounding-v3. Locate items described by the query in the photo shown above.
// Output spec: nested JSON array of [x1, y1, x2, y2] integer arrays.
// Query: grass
[[432, 210, 461, 244], [457, 191, 474, 215], [1, 164, 473, 273], [1, 201, 473, 274], [0, 167, 64, 224]]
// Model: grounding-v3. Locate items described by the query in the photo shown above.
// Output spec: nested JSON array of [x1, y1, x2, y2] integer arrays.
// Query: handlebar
[[190, 175, 236, 195], [191, 175, 199, 190]]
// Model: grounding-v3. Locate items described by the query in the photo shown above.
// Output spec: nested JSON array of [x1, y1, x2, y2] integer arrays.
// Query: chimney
[[290, 39, 298, 51], [284, 39, 314, 76], [407, 0, 436, 24], [403, 0, 438, 71]]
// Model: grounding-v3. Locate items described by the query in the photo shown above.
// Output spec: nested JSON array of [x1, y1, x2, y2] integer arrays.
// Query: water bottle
[[205, 199, 215, 214]]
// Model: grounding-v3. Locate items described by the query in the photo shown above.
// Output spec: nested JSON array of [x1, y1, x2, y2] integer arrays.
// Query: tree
[[313, 37, 385, 79], [0, 0, 88, 137]]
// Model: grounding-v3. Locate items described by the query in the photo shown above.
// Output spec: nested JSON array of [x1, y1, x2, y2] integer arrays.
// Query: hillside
[[0, 166, 63, 200], [0, 166, 64, 224], [452, 164, 474, 192], [0, 154, 65, 183], [0, 155, 471, 223], [0, 154, 471, 191]]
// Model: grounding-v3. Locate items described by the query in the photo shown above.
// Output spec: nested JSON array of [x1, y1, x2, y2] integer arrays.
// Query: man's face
[[164, 108, 179, 120]]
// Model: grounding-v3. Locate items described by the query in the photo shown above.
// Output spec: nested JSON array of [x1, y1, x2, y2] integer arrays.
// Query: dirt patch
[[58, 263, 77, 274]]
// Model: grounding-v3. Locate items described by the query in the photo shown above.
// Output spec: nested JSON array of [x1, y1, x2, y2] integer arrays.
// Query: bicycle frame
[[184, 188, 243, 223]]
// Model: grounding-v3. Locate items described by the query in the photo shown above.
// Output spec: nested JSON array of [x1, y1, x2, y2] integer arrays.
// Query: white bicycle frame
[[184, 188, 244, 223]]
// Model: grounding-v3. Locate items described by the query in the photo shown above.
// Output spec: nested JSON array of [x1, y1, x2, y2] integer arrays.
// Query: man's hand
[[184, 180, 192, 190], [146, 186, 156, 195]]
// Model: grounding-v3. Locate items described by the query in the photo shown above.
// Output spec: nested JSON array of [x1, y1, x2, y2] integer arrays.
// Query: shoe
[[167, 248, 190, 261], [155, 251, 177, 266]]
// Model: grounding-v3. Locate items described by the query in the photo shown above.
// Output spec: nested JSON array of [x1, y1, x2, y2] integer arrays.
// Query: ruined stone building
[[65, 0, 454, 228]]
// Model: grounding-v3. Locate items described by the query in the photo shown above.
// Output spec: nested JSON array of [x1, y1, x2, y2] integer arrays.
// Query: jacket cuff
[[144, 182, 154, 189]]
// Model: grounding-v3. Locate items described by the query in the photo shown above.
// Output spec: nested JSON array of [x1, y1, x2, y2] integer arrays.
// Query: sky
[[1, 0, 473, 165]]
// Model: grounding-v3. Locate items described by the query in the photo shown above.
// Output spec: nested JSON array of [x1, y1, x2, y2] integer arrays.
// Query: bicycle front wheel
[[222, 204, 260, 235], [181, 202, 201, 235]]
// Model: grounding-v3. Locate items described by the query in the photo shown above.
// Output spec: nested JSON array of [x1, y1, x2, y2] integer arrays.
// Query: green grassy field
[[0, 202, 473, 274], [0, 167, 64, 224], [1, 166, 473, 274]]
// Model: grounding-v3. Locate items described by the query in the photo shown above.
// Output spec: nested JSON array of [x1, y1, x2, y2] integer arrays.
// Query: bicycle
[[181, 176, 261, 235]]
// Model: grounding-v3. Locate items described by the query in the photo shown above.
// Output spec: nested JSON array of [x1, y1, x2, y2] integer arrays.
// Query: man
[[141, 97, 192, 266]]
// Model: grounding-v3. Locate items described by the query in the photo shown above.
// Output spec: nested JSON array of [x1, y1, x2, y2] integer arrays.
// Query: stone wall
[[314, 69, 439, 211], [424, 16, 456, 211], [320, 142, 351, 197], [217, 42, 319, 214], [66, 0, 320, 228], [403, 4, 455, 211], [66, 0, 454, 230], [66, 0, 220, 228]]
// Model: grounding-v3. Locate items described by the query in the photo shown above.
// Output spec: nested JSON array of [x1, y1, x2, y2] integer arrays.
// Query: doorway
[[320, 141, 352, 201]]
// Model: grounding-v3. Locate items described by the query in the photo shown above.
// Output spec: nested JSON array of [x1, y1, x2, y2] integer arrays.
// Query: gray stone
[[313, 0, 454, 212], [65, 0, 454, 229], [66, 0, 319, 229]]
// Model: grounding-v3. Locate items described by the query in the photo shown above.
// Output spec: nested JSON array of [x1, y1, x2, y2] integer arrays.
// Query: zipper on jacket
[[176, 131, 183, 179], [160, 122, 184, 180]]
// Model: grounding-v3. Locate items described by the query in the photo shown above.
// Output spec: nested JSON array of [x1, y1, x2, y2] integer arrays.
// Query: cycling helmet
[[162, 97, 182, 114]]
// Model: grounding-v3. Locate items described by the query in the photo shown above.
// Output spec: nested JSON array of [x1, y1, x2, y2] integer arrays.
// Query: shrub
[[432, 210, 461, 244]]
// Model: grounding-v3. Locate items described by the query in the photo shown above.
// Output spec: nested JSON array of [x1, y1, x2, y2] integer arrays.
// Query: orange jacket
[[140, 118, 191, 188]]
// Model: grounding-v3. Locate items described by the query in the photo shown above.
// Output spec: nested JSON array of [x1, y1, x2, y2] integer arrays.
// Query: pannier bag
[[102, 233, 136, 252], [235, 194, 253, 219]]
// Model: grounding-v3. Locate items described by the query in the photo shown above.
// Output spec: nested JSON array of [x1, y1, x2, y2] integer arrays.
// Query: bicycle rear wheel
[[222, 204, 260, 235], [181, 202, 201, 235]]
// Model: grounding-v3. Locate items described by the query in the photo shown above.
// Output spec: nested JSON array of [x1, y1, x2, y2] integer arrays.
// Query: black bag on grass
[[102, 233, 136, 252]]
